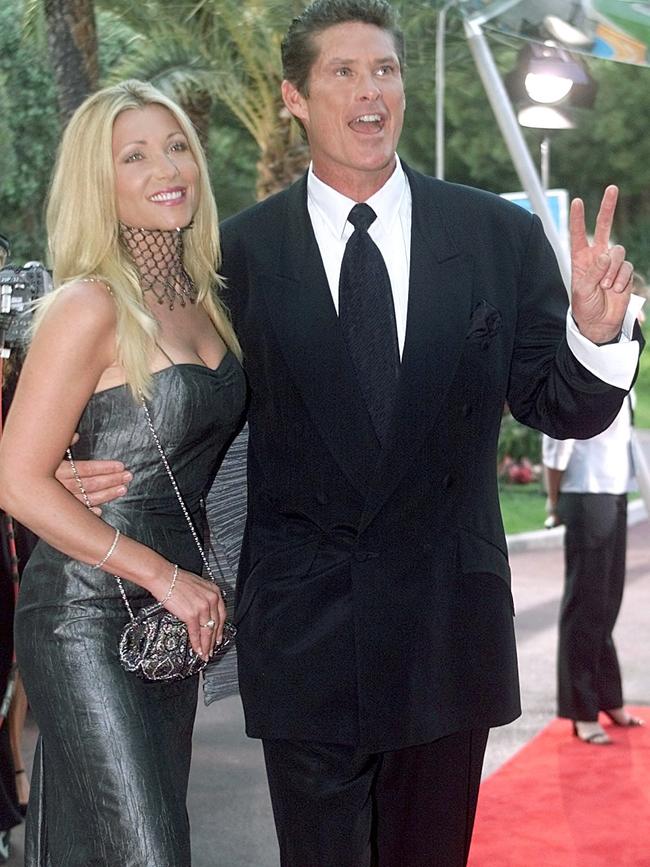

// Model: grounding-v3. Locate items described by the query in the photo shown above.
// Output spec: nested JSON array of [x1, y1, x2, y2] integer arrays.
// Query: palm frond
[[20, 0, 47, 48]]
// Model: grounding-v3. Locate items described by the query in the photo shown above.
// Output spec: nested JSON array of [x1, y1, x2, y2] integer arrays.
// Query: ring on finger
[[200, 618, 216, 630]]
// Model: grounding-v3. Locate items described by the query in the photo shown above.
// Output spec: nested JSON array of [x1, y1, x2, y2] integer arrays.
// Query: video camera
[[0, 262, 52, 358]]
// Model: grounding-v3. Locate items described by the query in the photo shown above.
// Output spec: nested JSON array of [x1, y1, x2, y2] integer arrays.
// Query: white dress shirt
[[307, 157, 411, 355], [542, 397, 635, 494], [306, 155, 643, 387]]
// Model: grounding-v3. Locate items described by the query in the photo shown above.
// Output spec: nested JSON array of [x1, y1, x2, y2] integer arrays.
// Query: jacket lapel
[[262, 176, 381, 495], [361, 167, 474, 525]]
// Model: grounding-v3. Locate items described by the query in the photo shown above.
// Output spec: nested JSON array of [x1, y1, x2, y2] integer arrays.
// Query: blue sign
[[500, 188, 570, 251]]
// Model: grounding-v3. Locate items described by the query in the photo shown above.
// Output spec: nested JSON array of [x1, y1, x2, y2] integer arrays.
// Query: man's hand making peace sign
[[569, 185, 635, 345]]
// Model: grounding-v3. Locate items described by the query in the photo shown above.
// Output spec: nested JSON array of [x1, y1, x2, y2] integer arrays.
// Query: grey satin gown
[[15, 352, 246, 867]]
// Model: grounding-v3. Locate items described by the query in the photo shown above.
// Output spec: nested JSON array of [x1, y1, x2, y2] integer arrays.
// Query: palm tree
[[42, 0, 99, 122], [101, 0, 310, 199]]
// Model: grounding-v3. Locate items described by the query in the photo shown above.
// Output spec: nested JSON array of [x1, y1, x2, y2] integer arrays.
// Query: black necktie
[[339, 203, 400, 444]]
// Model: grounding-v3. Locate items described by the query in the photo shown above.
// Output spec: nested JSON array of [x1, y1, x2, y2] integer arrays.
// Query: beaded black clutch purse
[[119, 604, 237, 682]]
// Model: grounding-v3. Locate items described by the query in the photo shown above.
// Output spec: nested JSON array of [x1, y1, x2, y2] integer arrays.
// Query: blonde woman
[[0, 80, 245, 865]]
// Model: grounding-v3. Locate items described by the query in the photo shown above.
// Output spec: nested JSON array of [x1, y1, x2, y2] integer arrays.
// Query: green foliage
[[497, 413, 541, 464], [0, 74, 18, 186], [440, 43, 522, 192], [0, 0, 60, 263], [208, 122, 258, 219], [96, 8, 139, 74], [625, 218, 650, 285], [553, 61, 650, 198]]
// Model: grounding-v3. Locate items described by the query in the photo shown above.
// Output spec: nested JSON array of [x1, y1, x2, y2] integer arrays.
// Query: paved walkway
[[7, 434, 650, 866]]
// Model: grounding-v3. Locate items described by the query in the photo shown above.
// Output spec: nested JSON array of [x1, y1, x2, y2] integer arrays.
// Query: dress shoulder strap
[[155, 343, 177, 367]]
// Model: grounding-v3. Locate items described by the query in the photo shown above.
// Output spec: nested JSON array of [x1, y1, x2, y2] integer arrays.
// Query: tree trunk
[[255, 104, 310, 200], [181, 91, 213, 151], [43, 0, 98, 124]]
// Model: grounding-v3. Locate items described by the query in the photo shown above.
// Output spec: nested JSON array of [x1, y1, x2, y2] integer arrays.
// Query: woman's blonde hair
[[36, 79, 240, 396]]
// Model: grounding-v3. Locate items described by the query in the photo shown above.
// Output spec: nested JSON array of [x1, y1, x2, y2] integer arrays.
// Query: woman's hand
[[150, 565, 226, 661]]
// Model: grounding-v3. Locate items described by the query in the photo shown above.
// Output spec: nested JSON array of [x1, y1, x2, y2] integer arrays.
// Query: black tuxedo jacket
[[220, 165, 634, 752]]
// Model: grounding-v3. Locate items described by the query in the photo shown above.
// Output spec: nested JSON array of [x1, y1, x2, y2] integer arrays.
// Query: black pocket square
[[467, 300, 502, 344]]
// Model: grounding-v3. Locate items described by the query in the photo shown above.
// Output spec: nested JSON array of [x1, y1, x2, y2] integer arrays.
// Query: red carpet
[[468, 708, 650, 867]]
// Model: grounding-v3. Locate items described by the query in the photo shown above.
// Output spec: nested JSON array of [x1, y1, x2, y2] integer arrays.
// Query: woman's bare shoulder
[[43, 277, 117, 333]]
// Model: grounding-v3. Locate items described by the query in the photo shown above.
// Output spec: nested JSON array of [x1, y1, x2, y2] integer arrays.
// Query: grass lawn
[[499, 481, 547, 536], [500, 482, 641, 536]]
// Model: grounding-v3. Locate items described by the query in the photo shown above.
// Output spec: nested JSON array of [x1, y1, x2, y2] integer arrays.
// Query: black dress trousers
[[557, 492, 627, 720], [262, 727, 489, 867]]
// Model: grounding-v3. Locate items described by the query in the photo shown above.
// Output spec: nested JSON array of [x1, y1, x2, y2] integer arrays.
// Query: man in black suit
[[215, 2, 641, 863], [61, 1, 643, 864], [215, 0, 638, 867]]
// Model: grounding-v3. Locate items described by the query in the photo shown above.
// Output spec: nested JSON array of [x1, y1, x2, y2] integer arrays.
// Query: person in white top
[[543, 392, 645, 745]]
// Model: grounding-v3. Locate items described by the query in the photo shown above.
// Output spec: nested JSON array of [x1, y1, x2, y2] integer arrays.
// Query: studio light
[[504, 38, 596, 189], [524, 72, 573, 104], [517, 105, 575, 130], [505, 42, 597, 111]]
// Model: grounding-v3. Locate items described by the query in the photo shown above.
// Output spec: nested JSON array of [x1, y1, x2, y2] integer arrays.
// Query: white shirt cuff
[[566, 293, 645, 390]]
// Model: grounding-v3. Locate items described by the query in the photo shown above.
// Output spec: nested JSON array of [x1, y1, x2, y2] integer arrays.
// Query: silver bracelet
[[67, 449, 122, 572], [159, 563, 179, 605], [92, 527, 121, 570]]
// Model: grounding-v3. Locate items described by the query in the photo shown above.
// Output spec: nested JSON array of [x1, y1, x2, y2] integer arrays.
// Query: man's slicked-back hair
[[281, 0, 405, 95]]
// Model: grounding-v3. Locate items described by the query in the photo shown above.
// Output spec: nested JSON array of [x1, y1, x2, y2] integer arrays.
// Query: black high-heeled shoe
[[572, 721, 613, 745], [603, 709, 645, 728]]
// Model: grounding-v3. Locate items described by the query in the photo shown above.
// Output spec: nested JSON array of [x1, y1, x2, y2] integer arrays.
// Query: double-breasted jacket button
[[354, 550, 378, 562]]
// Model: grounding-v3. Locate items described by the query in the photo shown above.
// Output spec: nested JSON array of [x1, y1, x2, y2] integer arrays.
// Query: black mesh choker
[[119, 224, 199, 311]]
